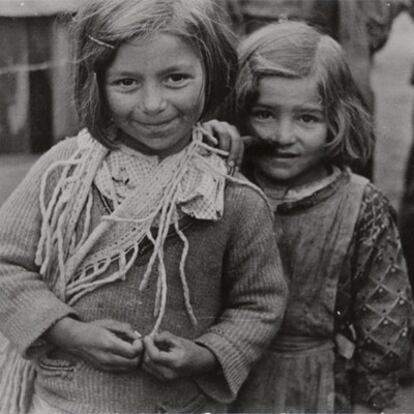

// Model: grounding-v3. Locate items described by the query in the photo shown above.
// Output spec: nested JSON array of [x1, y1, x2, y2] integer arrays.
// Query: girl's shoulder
[[361, 182, 393, 208], [350, 174, 395, 218], [346, 172, 393, 214], [38, 130, 90, 164], [350, 174, 397, 243], [225, 172, 272, 206], [223, 173, 274, 222], [22, 130, 96, 193], [34, 129, 101, 172]]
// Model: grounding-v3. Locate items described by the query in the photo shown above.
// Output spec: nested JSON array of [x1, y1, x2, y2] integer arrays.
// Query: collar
[[94, 140, 226, 221]]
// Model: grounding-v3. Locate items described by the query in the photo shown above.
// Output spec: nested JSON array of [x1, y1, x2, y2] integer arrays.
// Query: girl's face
[[247, 75, 329, 188], [105, 34, 205, 157]]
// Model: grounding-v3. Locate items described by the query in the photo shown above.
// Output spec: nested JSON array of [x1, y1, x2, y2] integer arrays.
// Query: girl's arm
[[194, 183, 288, 403], [0, 141, 141, 370], [0, 141, 79, 357], [139, 185, 287, 393], [351, 183, 413, 411]]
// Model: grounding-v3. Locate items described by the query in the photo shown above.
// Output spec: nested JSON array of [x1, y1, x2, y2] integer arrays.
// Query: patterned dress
[[233, 169, 412, 413]]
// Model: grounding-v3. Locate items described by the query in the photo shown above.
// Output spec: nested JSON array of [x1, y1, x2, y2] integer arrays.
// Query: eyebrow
[[107, 63, 196, 77], [157, 64, 197, 77], [296, 105, 324, 112], [253, 102, 324, 112]]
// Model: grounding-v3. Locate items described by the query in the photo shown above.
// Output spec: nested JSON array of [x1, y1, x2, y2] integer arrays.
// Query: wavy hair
[[231, 21, 374, 169], [67, 0, 238, 147]]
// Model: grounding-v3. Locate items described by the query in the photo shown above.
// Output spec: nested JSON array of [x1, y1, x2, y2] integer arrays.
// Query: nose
[[140, 83, 167, 115], [270, 118, 295, 145]]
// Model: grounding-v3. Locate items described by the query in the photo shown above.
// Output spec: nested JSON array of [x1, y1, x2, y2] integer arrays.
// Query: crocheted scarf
[[0, 124, 241, 413], [37, 125, 230, 330]]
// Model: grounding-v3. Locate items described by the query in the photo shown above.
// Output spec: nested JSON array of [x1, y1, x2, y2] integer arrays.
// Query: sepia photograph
[[0, 0, 413, 412]]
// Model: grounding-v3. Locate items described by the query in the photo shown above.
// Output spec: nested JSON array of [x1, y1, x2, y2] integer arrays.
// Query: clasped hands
[[44, 317, 217, 380]]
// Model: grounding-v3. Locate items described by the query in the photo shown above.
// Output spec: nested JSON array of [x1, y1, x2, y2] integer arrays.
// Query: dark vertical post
[[27, 16, 53, 153]]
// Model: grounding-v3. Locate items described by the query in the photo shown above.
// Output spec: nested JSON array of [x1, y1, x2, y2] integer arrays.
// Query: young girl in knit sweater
[[0, 1, 287, 413], [209, 21, 413, 413]]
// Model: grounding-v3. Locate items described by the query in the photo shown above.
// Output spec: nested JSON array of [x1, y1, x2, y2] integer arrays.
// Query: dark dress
[[233, 169, 412, 413]]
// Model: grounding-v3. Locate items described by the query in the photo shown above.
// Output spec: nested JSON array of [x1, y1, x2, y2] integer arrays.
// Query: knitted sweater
[[0, 137, 288, 413]]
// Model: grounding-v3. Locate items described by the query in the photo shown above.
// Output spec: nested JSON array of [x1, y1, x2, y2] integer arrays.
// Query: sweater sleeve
[[195, 182, 288, 403], [0, 139, 79, 357], [352, 183, 413, 410]]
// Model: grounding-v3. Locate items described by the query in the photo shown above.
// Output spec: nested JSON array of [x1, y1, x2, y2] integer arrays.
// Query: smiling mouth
[[138, 119, 175, 128], [273, 152, 297, 158]]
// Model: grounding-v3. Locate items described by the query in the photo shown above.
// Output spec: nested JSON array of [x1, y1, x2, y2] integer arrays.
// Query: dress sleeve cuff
[[354, 370, 399, 410], [10, 298, 77, 359], [195, 331, 249, 403]]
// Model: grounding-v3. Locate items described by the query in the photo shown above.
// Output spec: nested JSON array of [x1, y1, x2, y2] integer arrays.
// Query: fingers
[[143, 332, 179, 363], [200, 120, 236, 152], [66, 319, 146, 372], [200, 122, 219, 146], [93, 318, 132, 333], [141, 336, 167, 380], [207, 120, 236, 152], [224, 124, 244, 172], [93, 319, 141, 342], [90, 319, 143, 360], [131, 338, 145, 356], [210, 121, 232, 153], [78, 323, 187, 376], [102, 330, 144, 360], [141, 332, 185, 380], [201, 120, 244, 173], [95, 352, 142, 372]]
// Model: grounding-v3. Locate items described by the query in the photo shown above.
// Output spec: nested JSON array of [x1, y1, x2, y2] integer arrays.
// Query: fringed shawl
[[36, 125, 230, 329]]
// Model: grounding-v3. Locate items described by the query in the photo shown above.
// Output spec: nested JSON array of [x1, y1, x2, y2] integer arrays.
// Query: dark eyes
[[165, 73, 191, 86], [116, 78, 136, 87], [250, 110, 322, 124], [109, 74, 190, 89], [251, 110, 273, 120], [298, 114, 320, 124]]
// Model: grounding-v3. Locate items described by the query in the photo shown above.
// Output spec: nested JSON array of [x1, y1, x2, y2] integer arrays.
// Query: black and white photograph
[[0, 0, 413, 413]]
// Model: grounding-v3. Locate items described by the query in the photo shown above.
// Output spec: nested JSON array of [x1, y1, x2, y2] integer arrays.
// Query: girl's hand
[[44, 317, 143, 372], [142, 331, 218, 381], [201, 120, 245, 174]]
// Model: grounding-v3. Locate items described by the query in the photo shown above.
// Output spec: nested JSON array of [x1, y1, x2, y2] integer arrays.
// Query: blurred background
[[373, 9, 414, 209], [0, 0, 84, 202], [0, 0, 413, 210]]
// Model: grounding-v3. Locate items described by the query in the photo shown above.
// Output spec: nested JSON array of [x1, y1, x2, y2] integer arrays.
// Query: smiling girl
[[0, 1, 287, 413], [219, 21, 412, 413], [104, 34, 205, 157]]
